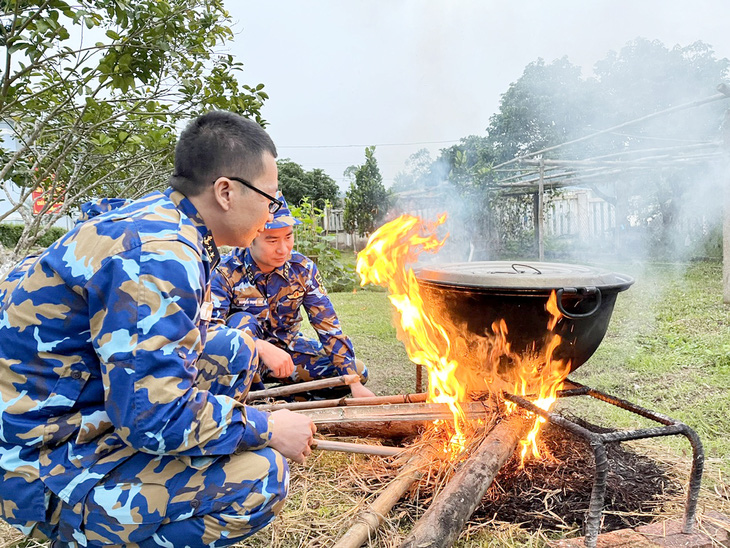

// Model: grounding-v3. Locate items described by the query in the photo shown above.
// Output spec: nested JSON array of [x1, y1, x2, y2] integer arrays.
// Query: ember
[[477, 422, 683, 532]]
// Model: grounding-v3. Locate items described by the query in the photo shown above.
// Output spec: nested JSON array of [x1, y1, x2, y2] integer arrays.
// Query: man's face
[[231, 152, 279, 248], [249, 226, 295, 273]]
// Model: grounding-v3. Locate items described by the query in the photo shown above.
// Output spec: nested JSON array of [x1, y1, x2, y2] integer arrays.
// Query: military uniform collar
[[165, 187, 220, 268]]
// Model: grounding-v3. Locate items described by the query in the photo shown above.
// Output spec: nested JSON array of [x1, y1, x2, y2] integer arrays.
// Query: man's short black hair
[[170, 111, 277, 197]]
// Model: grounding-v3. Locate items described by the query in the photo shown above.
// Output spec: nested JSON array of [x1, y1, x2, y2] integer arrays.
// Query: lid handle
[[511, 263, 542, 275]]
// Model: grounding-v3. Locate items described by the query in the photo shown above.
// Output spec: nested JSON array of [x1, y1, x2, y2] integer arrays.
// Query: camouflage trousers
[[26, 326, 288, 547], [227, 312, 369, 393]]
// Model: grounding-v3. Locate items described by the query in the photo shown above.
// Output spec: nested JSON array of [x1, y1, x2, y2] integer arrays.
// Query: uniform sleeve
[[86, 239, 271, 456], [302, 261, 357, 376]]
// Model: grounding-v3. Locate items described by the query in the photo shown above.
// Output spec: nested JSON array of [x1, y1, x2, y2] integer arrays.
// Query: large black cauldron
[[416, 261, 634, 373]]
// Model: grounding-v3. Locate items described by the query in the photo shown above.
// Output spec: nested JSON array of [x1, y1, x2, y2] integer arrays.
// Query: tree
[[589, 39, 729, 256], [391, 148, 434, 192], [277, 158, 340, 208], [485, 56, 591, 163], [438, 39, 730, 259], [343, 146, 391, 237], [0, 0, 268, 255]]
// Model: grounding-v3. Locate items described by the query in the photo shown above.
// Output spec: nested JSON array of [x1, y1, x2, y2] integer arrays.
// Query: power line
[[277, 139, 461, 149]]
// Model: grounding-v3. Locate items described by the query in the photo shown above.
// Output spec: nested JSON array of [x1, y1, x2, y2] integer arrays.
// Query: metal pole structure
[[720, 109, 730, 304], [538, 157, 545, 261]]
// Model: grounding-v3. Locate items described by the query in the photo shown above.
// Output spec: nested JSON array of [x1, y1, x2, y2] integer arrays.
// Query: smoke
[[390, 39, 730, 269]]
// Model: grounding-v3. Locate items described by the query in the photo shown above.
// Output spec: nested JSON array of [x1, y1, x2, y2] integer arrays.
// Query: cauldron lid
[[415, 261, 634, 290]]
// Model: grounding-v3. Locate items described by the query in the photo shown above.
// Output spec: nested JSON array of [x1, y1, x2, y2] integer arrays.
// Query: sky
[[224, 0, 730, 190]]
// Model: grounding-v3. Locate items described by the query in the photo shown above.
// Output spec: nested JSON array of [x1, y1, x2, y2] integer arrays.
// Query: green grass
[[563, 262, 730, 468]]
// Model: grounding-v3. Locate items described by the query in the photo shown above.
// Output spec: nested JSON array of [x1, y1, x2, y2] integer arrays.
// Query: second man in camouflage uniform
[[211, 194, 375, 399]]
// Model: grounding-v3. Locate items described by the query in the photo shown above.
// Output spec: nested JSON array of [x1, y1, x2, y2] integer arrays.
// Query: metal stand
[[502, 379, 704, 548]]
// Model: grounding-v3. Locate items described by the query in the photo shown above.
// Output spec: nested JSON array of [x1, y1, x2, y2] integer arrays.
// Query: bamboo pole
[[305, 400, 498, 440], [400, 413, 531, 548], [245, 374, 360, 402], [312, 439, 404, 457], [333, 456, 425, 548], [300, 401, 495, 424], [254, 392, 428, 412]]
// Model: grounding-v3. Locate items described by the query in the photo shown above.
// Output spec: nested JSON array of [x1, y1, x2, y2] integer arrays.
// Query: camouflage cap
[[265, 192, 302, 229]]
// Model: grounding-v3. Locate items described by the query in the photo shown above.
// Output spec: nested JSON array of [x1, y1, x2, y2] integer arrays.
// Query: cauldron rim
[[415, 260, 634, 292]]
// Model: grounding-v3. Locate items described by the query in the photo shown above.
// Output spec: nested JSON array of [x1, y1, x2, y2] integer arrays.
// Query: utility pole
[[537, 157, 545, 261], [720, 84, 730, 304], [720, 109, 730, 304]]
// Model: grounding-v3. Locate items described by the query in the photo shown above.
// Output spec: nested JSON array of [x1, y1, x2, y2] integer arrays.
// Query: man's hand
[[268, 409, 317, 464], [349, 381, 375, 398], [256, 339, 295, 378]]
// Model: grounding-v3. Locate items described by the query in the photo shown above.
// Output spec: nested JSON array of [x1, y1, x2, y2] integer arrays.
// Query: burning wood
[[318, 214, 624, 546], [355, 214, 574, 459], [400, 413, 532, 548]]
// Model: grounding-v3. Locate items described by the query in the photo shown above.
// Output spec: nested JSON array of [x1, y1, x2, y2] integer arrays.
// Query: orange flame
[[502, 290, 572, 465], [357, 214, 571, 461]]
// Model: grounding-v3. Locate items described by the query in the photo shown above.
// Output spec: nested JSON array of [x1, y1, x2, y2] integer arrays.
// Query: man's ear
[[212, 177, 234, 212]]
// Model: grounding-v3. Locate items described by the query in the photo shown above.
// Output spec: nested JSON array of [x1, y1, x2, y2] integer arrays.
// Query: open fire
[[356, 213, 572, 462]]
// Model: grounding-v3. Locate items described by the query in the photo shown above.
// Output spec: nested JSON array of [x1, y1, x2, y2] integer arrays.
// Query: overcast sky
[[225, 1, 730, 189]]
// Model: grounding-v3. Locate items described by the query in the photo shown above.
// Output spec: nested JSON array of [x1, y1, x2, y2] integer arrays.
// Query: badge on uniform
[[315, 271, 327, 294], [200, 301, 213, 322]]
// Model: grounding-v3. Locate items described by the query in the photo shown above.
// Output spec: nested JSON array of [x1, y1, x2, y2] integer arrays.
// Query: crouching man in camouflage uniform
[[0, 111, 315, 547], [210, 194, 375, 399]]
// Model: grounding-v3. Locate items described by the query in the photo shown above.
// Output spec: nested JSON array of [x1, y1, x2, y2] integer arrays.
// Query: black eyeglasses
[[224, 176, 283, 214]]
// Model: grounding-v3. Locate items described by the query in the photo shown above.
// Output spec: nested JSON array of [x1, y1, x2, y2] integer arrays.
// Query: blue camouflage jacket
[[211, 248, 357, 376], [0, 188, 270, 524]]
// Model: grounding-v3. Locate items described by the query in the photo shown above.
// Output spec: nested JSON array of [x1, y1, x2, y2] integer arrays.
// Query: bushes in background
[[0, 224, 67, 249]]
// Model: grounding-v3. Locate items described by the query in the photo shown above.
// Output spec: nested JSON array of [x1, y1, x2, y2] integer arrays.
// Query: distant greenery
[[277, 159, 341, 208], [0, 224, 66, 250], [344, 146, 392, 237], [394, 39, 729, 260]]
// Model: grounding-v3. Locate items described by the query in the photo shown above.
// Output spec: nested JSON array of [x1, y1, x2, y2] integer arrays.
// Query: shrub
[[292, 199, 358, 292], [0, 224, 24, 248], [0, 224, 67, 250]]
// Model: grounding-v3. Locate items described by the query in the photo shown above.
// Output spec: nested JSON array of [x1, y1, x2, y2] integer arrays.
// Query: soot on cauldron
[[416, 261, 634, 380]]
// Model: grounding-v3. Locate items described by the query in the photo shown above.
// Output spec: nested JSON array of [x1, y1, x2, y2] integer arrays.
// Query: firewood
[[300, 401, 498, 440], [400, 413, 532, 548], [333, 456, 425, 548], [245, 374, 360, 402], [255, 392, 428, 412], [312, 439, 404, 457]]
